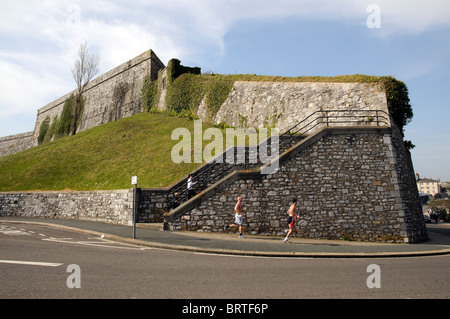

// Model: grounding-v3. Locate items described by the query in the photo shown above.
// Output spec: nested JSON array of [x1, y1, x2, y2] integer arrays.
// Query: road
[[1, 222, 449, 301]]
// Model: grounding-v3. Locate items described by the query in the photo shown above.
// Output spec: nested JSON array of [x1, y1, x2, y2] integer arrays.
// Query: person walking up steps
[[225, 196, 246, 238], [284, 198, 299, 242], [187, 174, 197, 199]]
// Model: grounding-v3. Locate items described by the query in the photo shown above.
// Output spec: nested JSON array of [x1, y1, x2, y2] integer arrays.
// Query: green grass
[[201, 73, 383, 83], [0, 113, 226, 191]]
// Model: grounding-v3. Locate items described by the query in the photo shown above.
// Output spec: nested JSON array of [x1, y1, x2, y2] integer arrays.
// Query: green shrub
[[205, 78, 234, 115], [141, 75, 159, 111], [166, 73, 205, 113], [37, 116, 50, 145], [56, 94, 75, 138], [379, 76, 413, 135], [164, 73, 234, 118], [166, 58, 201, 85]]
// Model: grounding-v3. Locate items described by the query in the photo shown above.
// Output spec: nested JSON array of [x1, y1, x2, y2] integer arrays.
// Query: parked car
[[423, 214, 431, 223]]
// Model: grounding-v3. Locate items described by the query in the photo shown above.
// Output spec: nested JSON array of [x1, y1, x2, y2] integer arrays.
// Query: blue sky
[[0, 0, 449, 181]]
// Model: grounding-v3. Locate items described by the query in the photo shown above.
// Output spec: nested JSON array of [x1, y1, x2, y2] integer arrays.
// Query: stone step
[[136, 223, 164, 231]]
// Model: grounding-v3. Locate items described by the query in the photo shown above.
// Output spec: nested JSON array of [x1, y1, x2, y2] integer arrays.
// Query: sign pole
[[132, 176, 138, 239]]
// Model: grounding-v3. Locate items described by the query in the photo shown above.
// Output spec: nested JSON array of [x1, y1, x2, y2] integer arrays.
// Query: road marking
[[0, 230, 31, 236], [0, 228, 31, 236], [42, 238, 150, 251], [193, 252, 314, 260], [0, 260, 63, 267]]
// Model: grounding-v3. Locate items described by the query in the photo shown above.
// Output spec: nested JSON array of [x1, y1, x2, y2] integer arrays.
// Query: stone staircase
[[162, 109, 391, 226]]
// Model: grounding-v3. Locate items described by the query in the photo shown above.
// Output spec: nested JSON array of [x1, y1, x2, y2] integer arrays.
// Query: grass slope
[[0, 113, 220, 191]]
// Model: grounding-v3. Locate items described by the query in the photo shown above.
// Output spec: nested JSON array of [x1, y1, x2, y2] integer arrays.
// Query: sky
[[0, 0, 449, 181]]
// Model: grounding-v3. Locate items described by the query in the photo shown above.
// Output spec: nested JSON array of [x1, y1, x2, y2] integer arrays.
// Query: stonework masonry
[[0, 131, 35, 157], [34, 50, 164, 141], [0, 50, 165, 157], [0, 124, 427, 243], [165, 125, 427, 243], [199, 81, 388, 132], [0, 189, 134, 225], [1, 53, 387, 157], [0, 49, 427, 243]]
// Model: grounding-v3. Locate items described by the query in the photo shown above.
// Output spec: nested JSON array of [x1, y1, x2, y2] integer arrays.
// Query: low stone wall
[[137, 188, 167, 223], [0, 189, 134, 225]]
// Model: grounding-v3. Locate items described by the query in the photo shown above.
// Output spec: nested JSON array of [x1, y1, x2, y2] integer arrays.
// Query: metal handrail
[[166, 109, 390, 210]]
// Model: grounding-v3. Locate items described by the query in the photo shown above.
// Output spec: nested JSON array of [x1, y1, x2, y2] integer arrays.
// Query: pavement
[[2, 216, 450, 258]]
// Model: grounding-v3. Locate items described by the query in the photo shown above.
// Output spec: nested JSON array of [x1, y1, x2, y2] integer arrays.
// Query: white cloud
[[1, 0, 450, 136], [375, 0, 450, 34]]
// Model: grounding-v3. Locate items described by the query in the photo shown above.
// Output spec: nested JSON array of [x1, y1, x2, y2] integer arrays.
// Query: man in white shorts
[[225, 196, 245, 238]]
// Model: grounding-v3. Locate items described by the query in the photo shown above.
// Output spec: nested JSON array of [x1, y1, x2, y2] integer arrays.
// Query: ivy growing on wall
[[166, 58, 201, 85], [57, 94, 76, 138], [37, 116, 50, 145], [141, 74, 159, 112], [38, 94, 85, 145], [141, 59, 234, 119]]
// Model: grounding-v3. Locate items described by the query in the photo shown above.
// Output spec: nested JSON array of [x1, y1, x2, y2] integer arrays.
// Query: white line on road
[[0, 260, 63, 267], [42, 238, 150, 251]]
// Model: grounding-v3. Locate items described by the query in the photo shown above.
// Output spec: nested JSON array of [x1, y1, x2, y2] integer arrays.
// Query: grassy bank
[[0, 113, 223, 191]]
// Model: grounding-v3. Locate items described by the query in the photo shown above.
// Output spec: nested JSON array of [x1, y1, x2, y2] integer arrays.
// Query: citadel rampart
[[0, 50, 427, 243], [0, 50, 164, 157], [201, 81, 388, 132], [0, 131, 35, 157]]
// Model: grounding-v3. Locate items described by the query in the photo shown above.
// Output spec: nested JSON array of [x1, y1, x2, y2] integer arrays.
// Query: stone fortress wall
[[0, 50, 164, 157], [199, 81, 388, 133], [0, 49, 427, 243], [1, 50, 388, 157], [0, 131, 35, 157]]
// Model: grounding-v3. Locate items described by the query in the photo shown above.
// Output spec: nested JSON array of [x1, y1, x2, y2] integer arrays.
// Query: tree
[[428, 198, 450, 221], [380, 76, 415, 150], [71, 42, 99, 134], [380, 76, 413, 132]]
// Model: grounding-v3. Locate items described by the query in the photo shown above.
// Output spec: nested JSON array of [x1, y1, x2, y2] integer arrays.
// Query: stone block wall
[[137, 188, 167, 223], [166, 127, 427, 243], [31, 50, 165, 147], [0, 50, 165, 157], [210, 81, 388, 132], [0, 132, 35, 157], [388, 124, 428, 242], [0, 189, 134, 225], [0, 125, 427, 243]]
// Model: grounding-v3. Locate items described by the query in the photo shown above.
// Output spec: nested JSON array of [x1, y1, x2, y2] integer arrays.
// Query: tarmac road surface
[[1, 222, 449, 300]]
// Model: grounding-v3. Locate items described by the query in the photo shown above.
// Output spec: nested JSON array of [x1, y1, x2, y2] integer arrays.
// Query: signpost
[[132, 176, 137, 239]]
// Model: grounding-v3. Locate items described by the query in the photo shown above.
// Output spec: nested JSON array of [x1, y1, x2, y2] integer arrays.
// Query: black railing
[[166, 109, 390, 211], [279, 109, 390, 150]]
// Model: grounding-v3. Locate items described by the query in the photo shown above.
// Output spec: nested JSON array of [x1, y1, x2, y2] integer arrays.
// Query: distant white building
[[417, 177, 442, 196]]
